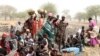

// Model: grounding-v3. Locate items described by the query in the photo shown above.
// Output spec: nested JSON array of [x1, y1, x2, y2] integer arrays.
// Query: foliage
[[62, 10, 71, 20], [15, 11, 28, 19], [75, 5, 100, 22], [86, 5, 100, 21], [62, 10, 69, 15], [75, 12, 87, 21], [0, 5, 16, 20]]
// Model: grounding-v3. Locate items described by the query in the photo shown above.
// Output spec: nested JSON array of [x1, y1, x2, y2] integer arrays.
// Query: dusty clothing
[[24, 18, 34, 35], [56, 21, 67, 45]]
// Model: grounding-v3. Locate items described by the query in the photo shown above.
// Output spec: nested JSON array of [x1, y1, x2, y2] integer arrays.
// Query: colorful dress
[[89, 20, 96, 28], [32, 20, 38, 36], [38, 18, 44, 30], [89, 20, 99, 33], [89, 31, 99, 46]]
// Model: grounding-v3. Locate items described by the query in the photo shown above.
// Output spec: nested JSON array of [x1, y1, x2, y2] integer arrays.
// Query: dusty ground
[[83, 47, 100, 56], [0, 20, 100, 56], [7, 47, 100, 56]]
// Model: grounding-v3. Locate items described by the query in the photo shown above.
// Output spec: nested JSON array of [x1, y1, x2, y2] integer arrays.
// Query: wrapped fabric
[[32, 20, 38, 36], [2, 33, 8, 38], [38, 18, 44, 30]]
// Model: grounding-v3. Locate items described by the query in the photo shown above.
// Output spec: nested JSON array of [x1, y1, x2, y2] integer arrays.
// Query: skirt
[[89, 38, 99, 46]]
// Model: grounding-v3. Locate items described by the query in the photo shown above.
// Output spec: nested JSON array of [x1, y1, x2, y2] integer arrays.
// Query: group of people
[[65, 17, 100, 51], [0, 9, 100, 56], [0, 9, 68, 56]]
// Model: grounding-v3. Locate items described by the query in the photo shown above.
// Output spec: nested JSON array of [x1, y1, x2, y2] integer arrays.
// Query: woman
[[0, 33, 11, 54], [88, 18, 99, 34], [38, 9, 44, 30], [32, 16, 38, 37], [89, 30, 99, 47]]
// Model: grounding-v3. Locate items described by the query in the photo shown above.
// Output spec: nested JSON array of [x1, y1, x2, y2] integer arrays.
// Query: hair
[[43, 33, 48, 38], [56, 15, 59, 19], [62, 16, 65, 19], [61, 16, 65, 21], [28, 47, 34, 53], [82, 26, 85, 29], [88, 17, 92, 21]]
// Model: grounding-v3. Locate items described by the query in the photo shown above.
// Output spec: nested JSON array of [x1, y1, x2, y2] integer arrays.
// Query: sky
[[0, 0, 100, 17]]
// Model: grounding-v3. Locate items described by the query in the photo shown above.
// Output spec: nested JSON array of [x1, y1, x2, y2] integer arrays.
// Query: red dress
[[38, 18, 44, 30], [32, 20, 38, 36]]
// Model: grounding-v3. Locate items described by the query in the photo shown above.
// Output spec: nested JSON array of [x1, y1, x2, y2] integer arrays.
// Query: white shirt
[[15, 24, 23, 32], [26, 53, 32, 56], [77, 28, 82, 34]]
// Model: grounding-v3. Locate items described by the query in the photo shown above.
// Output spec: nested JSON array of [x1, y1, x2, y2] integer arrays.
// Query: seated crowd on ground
[[0, 9, 100, 56]]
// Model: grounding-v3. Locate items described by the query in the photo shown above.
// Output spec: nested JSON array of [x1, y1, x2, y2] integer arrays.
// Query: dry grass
[[83, 46, 100, 56]]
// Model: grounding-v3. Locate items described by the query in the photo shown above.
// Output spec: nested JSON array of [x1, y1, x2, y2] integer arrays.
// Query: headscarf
[[2, 33, 8, 38]]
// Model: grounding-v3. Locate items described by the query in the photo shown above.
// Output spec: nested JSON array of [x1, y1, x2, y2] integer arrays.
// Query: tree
[[15, 9, 34, 20], [0, 5, 16, 20], [75, 12, 87, 22], [62, 10, 71, 20], [62, 10, 69, 15], [15, 11, 28, 19], [86, 5, 100, 22], [40, 3, 57, 14]]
